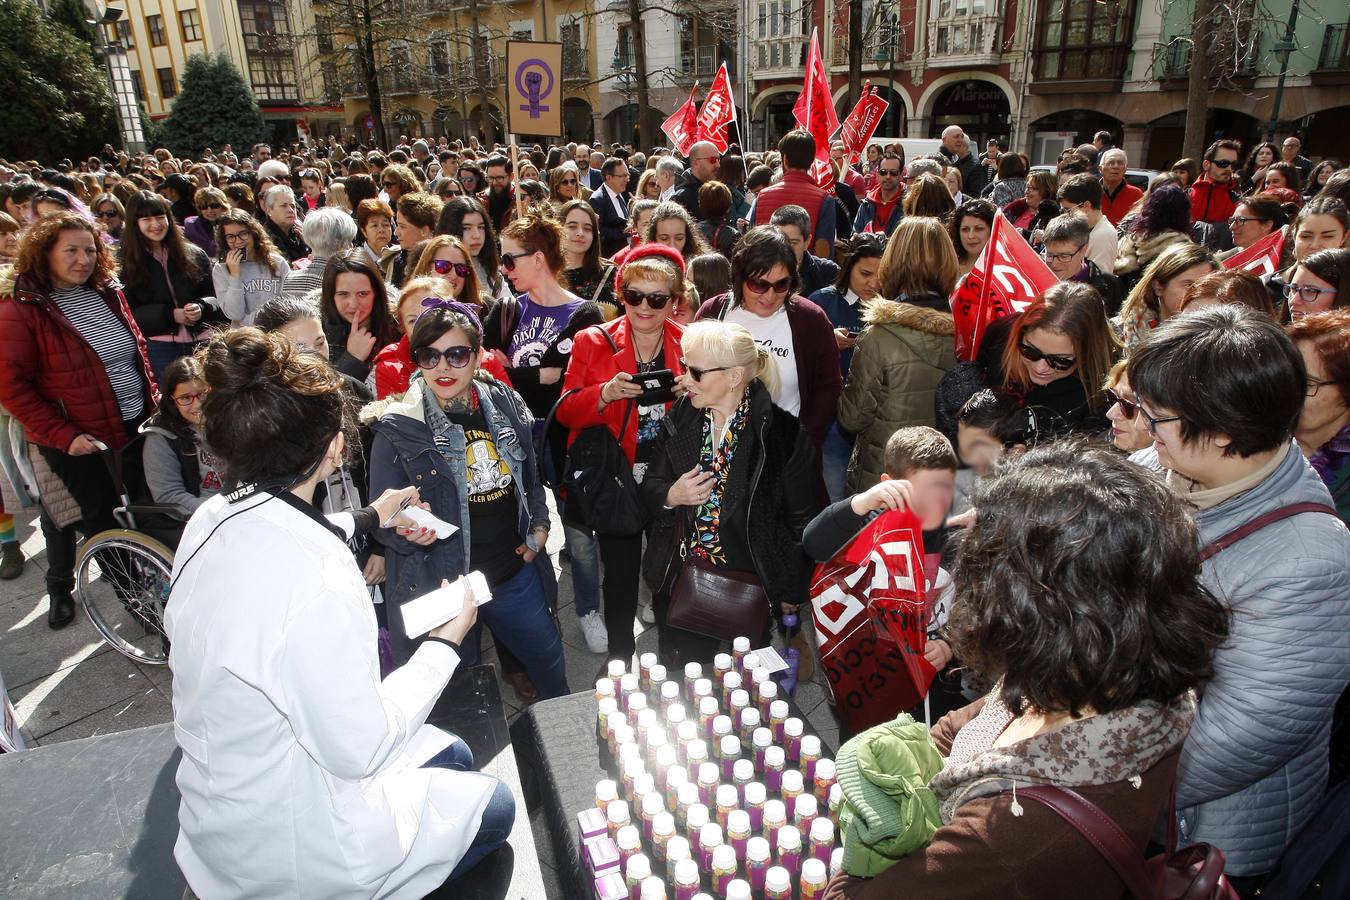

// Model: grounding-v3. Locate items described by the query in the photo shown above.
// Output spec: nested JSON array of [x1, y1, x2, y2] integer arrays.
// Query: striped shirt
[[50, 286, 146, 421]]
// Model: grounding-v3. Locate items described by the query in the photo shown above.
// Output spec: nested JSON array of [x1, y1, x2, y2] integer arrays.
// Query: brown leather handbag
[[666, 552, 771, 643]]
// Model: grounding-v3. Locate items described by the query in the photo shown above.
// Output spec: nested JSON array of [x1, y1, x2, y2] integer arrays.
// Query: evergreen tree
[[45, 0, 100, 52], [159, 54, 269, 158]]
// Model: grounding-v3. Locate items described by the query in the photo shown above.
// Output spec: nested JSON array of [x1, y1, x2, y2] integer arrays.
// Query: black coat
[[589, 189, 630, 259], [641, 382, 820, 611], [670, 171, 708, 222], [265, 216, 310, 264], [120, 244, 224, 339]]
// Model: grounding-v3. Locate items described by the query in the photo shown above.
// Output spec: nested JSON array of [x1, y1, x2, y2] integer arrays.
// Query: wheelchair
[[73, 439, 182, 666]]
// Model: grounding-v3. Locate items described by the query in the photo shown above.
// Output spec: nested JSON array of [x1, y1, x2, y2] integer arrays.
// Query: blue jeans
[[554, 489, 601, 618], [421, 739, 518, 879], [462, 561, 570, 699], [822, 420, 855, 503]]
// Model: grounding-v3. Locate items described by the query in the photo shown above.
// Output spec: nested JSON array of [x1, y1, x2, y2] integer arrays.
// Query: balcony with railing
[[927, 14, 1003, 67], [681, 45, 719, 79], [1030, 44, 1130, 91], [1154, 37, 1259, 89], [1314, 23, 1350, 84], [563, 44, 590, 81]]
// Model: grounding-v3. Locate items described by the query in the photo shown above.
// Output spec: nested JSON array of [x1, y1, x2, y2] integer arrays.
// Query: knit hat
[[613, 242, 686, 295], [836, 713, 946, 878]]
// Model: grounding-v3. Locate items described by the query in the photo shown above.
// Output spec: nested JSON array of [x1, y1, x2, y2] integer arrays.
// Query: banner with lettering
[[1221, 227, 1285, 278], [792, 27, 840, 190], [950, 213, 1058, 360], [661, 83, 701, 156], [840, 83, 888, 163], [810, 508, 934, 733], [695, 63, 736, 153]]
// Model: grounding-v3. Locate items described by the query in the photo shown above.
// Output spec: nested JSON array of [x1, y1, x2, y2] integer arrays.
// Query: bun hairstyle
[[200, 328, 350, 487], [680, 320, 780, 399]]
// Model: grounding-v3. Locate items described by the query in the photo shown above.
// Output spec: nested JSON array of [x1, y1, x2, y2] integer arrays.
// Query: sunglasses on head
[[622, 288, 671, 309], [433, 259, 471, 278], [1019, 341, 1076, 371], [1105, 388, 1137, 419], [745, 275, 792, 295], [679, 357, 731, 382], [413, 345, 475, 369]]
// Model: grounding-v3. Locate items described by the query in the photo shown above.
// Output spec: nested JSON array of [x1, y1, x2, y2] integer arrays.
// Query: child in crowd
[[951, 389, 1028, 516]]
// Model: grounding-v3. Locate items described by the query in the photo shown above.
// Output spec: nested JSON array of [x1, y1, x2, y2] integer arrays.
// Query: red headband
[[614, 242, 687, 295]]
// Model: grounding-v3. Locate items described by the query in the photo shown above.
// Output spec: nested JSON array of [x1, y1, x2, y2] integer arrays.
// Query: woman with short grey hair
[[282, 208, 357, 297]]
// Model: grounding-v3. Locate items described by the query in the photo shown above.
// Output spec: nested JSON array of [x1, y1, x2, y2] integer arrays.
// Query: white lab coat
[[165, 490, 496, 899]]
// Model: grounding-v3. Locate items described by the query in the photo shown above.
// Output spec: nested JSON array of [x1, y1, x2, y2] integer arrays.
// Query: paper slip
[[401, 571, 492, 638], [751, 646, 790, 675], [401, 505, 459, 540]]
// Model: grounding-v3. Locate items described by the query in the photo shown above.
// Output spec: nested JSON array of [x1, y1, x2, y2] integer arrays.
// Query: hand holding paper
[[399, 505, 458, 540], [402, 571, 491, 639]]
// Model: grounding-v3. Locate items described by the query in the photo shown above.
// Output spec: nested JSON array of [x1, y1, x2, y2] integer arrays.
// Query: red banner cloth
[[661, 83, 701, 156], [951, 213, 1059, 361], [792, 28, 840, 191], [1221, 228, 1285, 278], [840, 83, 888, 164], [695, 63, 735, 153]]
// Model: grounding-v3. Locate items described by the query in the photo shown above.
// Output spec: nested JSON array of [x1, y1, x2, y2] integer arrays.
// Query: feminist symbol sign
[[506, 41, 563, 135], [515, 60, 554, 118]]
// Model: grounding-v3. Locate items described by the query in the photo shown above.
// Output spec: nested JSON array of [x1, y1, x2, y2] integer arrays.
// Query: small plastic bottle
[[757, 681, 779, 720], [732, 759, 755, 798], [726, 808, 752, 860], [638, 651, 657, 689], [632, 773, 656, 811], [829, 846, 844, 879], [698, 822, 724, 874], [724, 878, 751, 900], [698, 697, 720, 740], [808, 817, 835, 865], [799, 857, 828, 899], [710, 844, 737, 895], [732, 636, 752, 671], [664, 702, 687, 729], [620, 673, 640, 705], [596, 676, 617, 704], [776, 824, 802, 876], [661, 679, 681, 708], [626, 853, 652, 900], [675, 781, 699, 827], [742, 651, 763, 682], [743, 782, 767, 831], [685, 738, 709, 774], [672, 857, 700, 900], [722, 671, 743, 709], [798, 735, 822, 781], [686, 802, 710, 837], [745, 835, 772, 892], [611, 723, 635, 757], [616, 823, 642, 868], [635, 705, 656, 744], [768, 700, 789, 742], [719, 734, 741, 781], [814, 758, 837, 804], [783, 718, 804, 762], [738, 707, 761, 745], [598, 696, 619, 733], [715, 784, 738, 830], [596, 778, 619, 812], [651, 811, 676, 865], [665, 764, 689, 809], [712, 715, 734, 750], [652, 742, 676, 787], [728, 688, 751, 726], [607, 799, 631, 839], [693, 677, 714, 709], [697, 762, 720, 806], [713, 652, 734, 683], [639, 875, 668, 900], [665, 835, 692, 883], [793, 793, 818, 833], [781, 769, 805, 808], [676, 722, 700, 764], [608, 659, 627, 680], [828, 782, 843, 824], [763, 865, 792, 900], [763, 745, 786, 792], [648, 663, 668, 698], [683, 662, 703, 701], [641, 791, 665, 841], [749, 665, 770, 691], [752, 727, 773, 770], [762, 799, 787, 842]]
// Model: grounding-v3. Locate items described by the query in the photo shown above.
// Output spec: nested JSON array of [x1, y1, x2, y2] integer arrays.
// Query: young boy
[[952, 389, 1027, 517]]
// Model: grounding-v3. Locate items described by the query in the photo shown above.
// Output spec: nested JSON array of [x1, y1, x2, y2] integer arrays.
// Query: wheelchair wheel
[[75, 529, 175, 666]]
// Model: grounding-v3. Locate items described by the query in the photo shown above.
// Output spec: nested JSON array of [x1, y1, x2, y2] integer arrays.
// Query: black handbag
[[666, 550, 771, 643]]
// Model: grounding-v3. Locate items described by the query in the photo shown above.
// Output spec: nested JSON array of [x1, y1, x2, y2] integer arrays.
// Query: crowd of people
[[0, 125, 1348, 898]]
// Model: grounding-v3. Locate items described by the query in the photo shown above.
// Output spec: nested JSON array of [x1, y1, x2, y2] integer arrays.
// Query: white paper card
[[400, 571, 492, 637], [751, 646, 790, 675], [401, 505, 459, 540]]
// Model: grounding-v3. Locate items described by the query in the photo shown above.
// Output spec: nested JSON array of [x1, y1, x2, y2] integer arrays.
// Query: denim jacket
[[364, 376, 552, 660]]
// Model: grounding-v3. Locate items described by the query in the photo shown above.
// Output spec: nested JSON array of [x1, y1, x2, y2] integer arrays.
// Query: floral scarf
[[1309, 422, 1350, 487], [689, 395, 751, 564]]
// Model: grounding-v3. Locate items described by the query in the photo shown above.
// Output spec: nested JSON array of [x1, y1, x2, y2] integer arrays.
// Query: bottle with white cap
[[745, 834, 772, 892], [768, 699, 789, 741], [781, 768, 805, 806], [713, 652, 734, 681], [608, 659, 627, 679], [651, 811, 676, 865], [639, 874, 668, 900], [793, 792, 818, 832], [722, 670, 743, 708], [665, 835, 692, 882], [738, 706, 761, 744], [743, 781, 767, 830], [724, 878, 751, 900], [783, 717, 804, 761], [830, 845, 844, 878], [625, 853, 652, 897], [671, 857, 699, 900], [732, 758, 755, 796], [639, 652, 658, 691], [756, 680, 779, 719], [715, 783, 739, 830], [683, 662, 702, 701], [763, 864, 792, 900], [814, 757, 837, 803], [799, 734, 822, 780], [808, 816, 835, 864], [719, 733, 741, 780], [711, 844, 737, 895], [698, 821, 724, 874], [799, 857, 828, 899]]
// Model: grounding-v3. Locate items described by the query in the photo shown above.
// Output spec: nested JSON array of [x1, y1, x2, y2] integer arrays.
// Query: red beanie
[[614, 242, 687, 295]]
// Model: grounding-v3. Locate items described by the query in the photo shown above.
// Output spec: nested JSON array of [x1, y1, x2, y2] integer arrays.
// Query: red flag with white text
[[661, 83, 701, 157], [951, 214, 1059, 360], [695, 63, 736, 153], [792, 28, 840, 190], [840, 83, 889, 163], [810, 508, 935, 733], [1222, 228, 1285, 278]]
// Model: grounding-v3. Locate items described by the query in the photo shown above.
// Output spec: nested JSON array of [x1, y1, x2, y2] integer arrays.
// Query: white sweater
[[211, 254, 289, 325]]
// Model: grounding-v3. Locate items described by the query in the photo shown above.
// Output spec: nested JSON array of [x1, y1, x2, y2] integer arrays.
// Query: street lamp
[[87, 5, 146, 153], [611, 46, 636, 144], [872, 15, 899, 137], [1266, 0, 1302, 142]]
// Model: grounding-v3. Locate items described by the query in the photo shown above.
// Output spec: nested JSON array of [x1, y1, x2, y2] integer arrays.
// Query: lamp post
[[873, 14, 899, 137], [87, 5, 145, 153], [611, 46, 636, 144], [1266, 0, 1301, 142]]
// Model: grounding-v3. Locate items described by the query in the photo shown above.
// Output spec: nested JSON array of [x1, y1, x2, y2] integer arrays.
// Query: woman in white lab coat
[[165, 327, 514, 899]]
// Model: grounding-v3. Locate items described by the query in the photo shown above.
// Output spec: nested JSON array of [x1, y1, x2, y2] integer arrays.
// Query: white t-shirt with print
[[725, 304, 799, 416]]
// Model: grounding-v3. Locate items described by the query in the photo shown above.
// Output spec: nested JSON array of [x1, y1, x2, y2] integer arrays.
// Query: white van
[[864, 136, 943, 160]]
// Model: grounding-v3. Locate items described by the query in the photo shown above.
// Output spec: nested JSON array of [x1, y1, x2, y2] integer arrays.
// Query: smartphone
[[847, 328, 862, 338], [632, 368, 676, 403]]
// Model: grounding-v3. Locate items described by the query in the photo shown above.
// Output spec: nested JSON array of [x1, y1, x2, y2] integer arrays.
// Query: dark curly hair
[[1129, 183, 1192, 237], [947, 442, 1230, 717]]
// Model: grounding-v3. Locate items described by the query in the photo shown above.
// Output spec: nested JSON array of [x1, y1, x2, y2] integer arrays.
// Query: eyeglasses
[[95, 210, 121, 219], [1041, 245, 1085, 264], [744, 275, 792, 295], [173, 391, 207, 407], [622, 288, 672, 309], [1284, 283, 1337, 305], [1137, 403, 1181, 436], [560, 178, 578, 186], [382, 181, 399, 188], [679, 358, 730, 381], [442, 189, 463, 197], [1209, 158, 1235, 169], [413, 345, 475, 369], [1228, 215, 1264, 228], [878, 168, 902, 177], [223, 230, 251, 242], [1105, 388, 1137, 420], [1018, 341, 1076, 371], [200, 203, 224, 211], [433, 259, 471, 278], [499, 251, 532, 270], [1308, 377, 1336, 397]]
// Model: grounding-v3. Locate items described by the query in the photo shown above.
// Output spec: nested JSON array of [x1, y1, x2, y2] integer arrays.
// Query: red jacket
[[1189, 176, 1239, 224], [372, 334, 512, 399], [556, 316, 685, 463], [752, 170, 831, 240], [0, 273, 158, 452], [1100, 180, 1143, 226]]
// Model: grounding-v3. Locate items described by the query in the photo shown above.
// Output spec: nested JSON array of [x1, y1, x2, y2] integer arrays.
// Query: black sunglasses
[[1105, 388, 1137, 420], [433, 259, 471, 278], [200, 203, 224, 211], [1210, 158, 1235, 169], [561, 178, 578, 186], [1019, 341, 1076, 371], [499, 251, 531, 270], [95, 210, 121, 219], [679, 357, 730, 381], [413, 345, 475, 369], [622, 288, 671, 309], [745, 275, 792, 295]]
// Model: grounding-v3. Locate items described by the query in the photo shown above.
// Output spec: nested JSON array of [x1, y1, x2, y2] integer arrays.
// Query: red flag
[[951, 214, 1059, 360], [810, 508, 935, 733], [792, 28, 840, 190], [661, 82, 701, 156], [840, 83, 889, 163], [1222, 228, 1285, 278], [695, 63, 735, 153]]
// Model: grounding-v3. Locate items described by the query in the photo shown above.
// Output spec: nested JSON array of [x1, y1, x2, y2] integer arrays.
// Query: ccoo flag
[[695, 63, 736, 153], [950, 214, 1059, 360], [661, 82, 701, 156], [792, 27, 840, 189], [1222, 227, 1285, 278]]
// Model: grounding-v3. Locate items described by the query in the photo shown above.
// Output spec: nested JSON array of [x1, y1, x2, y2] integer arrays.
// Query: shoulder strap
[[539, 388, 580, 490], [1199, 502, 1339, 562], [1015, 785, 1158, 900], [591, 265, 614, 304]]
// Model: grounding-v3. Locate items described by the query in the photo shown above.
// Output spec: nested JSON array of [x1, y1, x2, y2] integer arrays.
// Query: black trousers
[[599, 531, 643, 665]]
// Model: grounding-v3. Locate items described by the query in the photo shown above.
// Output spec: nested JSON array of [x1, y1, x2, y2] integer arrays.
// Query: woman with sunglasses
[[140, 355, 222, 549], [640, 319, 817, 666], [90, 193, 125, 244], [1103, 360, 1152, 453], [557, 244, 690, 662], [559, 199, 619, 320], [319, 251, 401, 383], [999, 281, 1119, 439], [183, 187, 229, 257], [435, 177, 465, 203], [119, 190, 223, 383], [548, 163, 587, 215], [1284, 248, 1349, 323], [1287, 308, 1350, 524], [366, 302, 570, 697], [438, 196, 512, 303]]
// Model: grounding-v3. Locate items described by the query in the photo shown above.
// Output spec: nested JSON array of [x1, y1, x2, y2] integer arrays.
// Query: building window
[[316, 16, 334, 54], [147, 14, 166, 46], [106, 19, 134, 48], [238, 0, 299, 101], [617, 24, 634, 68], [429, 38, 451, 77], [1035, 0, 1134, 81], [248, 55, 298, 100], [131, 69, 145, 103], [179, 9, 202, 42], [157, 67, 176, 99]]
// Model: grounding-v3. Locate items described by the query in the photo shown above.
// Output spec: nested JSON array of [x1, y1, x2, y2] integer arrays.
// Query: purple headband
[[416, 296, 482, 333]]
